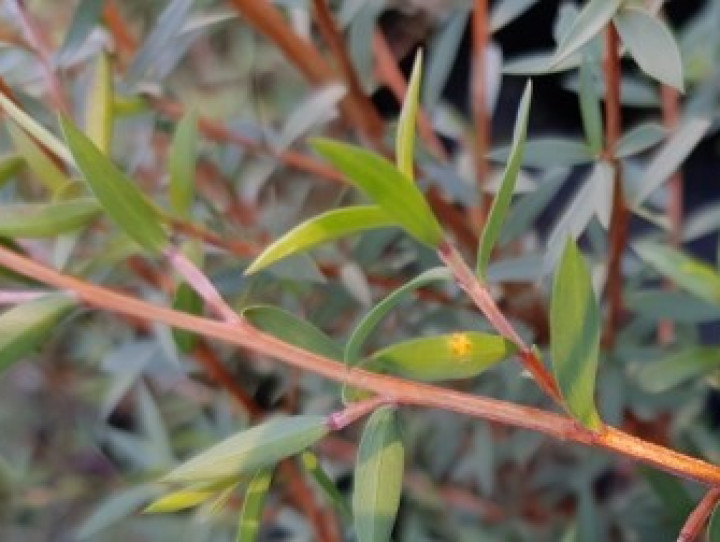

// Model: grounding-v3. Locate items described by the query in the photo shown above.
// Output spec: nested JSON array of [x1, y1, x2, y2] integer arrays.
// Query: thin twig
[[677, 487, 720, 542], [472, 0, 492, 222]]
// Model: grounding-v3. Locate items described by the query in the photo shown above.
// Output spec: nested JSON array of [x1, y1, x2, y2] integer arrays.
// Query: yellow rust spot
[[448, 333, 472, 359]]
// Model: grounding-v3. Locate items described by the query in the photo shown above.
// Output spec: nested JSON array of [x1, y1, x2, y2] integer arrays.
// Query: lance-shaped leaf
[[172, 282, 203, 353], [242, 305, 343, 360], [246, 205, 397, 274], [7, 122, 70, 193], [86, 52, 114, 154], [301, 451, 351, 518], [143, 488, 216, 514], [613, 7, 684, 92], [59, 0, 105, 62], [396, 50, 423, 180], [550, 0, 621, 68], [550, 239, 602, 430], [489, 138, 593, 167], [367, 331, 516, 382], [578, 57, 603, 154], [615, 123, 665, 158], [634, 242, 720, 303], [0, 294, 76, 375], [0, 199, 101, 238], [61, 117, 168, 253], [353, 406, 404, 542], [236, 469, 273, 542], [637, 346, 720, 394], [0, 154, 25, 190], [311, 140, 444, 247], [161, 416, 329, 484], [477, 81, 532, 278], [345, 267, 452, 365], [169, 110, 197, 219]]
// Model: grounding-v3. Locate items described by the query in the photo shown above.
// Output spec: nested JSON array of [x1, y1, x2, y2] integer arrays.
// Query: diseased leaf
[[477, 81, 532, 277], [489, 138, 593, 168], [172, 282, 203, 353], [0, 199, 100, 238], [550, 239, 602, 430], [242, 305, 343, 360], [0, 295, 76, 375], [551, 0, 621, 68], [245, 205, 396, 275], [169, 110, 197, 219], [637, 346, 720, 393], [143, 488, 216, 514], [396, 50, 423, 180], [368, 331, 516, 382], [61, 117, 168, 253], [161, 416, 329, 484], [615, 123, 666, 158], [633, 118, 710, 205], [345, 267, 452, 366], [311, 140, 443, 247], [613, 7, 684, 92], [634, 242, 720, 303], [236, 469, 273, 542], [353, 406, 404, 542], [7, 121, 70, 193], [86, 52, 114, 154]]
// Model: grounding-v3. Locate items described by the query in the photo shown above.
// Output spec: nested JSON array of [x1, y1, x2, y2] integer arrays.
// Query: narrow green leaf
[[236, 469, 273, 542], [634, 242, 720, 303], [637, 346, 720, 393], [423, 9, 469, 108], [86, 52, 114, 154], [0, 154, 25, 190], [345, 267, 452, 365], [489, 138, 593, 167], [0, 295, 76, 375], [245, 205, 396, 275], [578, 58, 603, 154], [7, 121, 71, 192], [59, 0, 105, 62], [143, 488, 216, 514], [242, 305, 343, 360], [301, 451, 351, 518], [60, 117, 168, 253], [640, 467, 694, 525], [633, 118, 710, 205], [161, 416, 329, 484], [169, 110, 197, 219], [311, 140, 443, 247], [0, 199, 100, 238], [477, 81, 532, 278], [626, 290, 720, 323], [396, 50, 423, 181], [550, 239, 602, 430], [368, 331, 516, 382], [709, 502, 720, 542], [551, 0, 621, 68], [613, 7, 684, 92], [172, 282, 203, 353], [0, 94, 73, 165], [353, 406, 404, 542], [74, 485, 159, 540], [615, 123, 665, 158], [490, 0, 539, 32]]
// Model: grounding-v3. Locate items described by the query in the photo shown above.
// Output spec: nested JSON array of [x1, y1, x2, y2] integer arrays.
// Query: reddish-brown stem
[[437, 241, 562, 403], [327, 396, 392, 431], [4, 246, 720, 486], [312, 0, 384, 138], [11, 0, 69, 113], [226, 0, 382, 145], [472, 0, 492, 222], [678, 487, 720, 542], [658, 84, 682, 344], [102, 0, 137, 62], [602, 23, 626, 349]]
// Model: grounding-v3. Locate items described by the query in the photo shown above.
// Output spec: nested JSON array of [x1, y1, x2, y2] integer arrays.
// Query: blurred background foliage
[[1, 0, 720, 540]]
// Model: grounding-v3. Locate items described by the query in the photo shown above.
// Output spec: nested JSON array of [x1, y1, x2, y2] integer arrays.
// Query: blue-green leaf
[[550, 239, 602, 430], [477, 81, 532, 278], [489, 138, 593, 168], [615, 123, 666, 158], [169, 110, 197, 219], [59, 0, 105, 62], [311, 140, 443, 247], [60, 117, 168, 253], [551, 0, 621, 68], [578, 57, 603, 154], [637, 346, 720, 393]]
